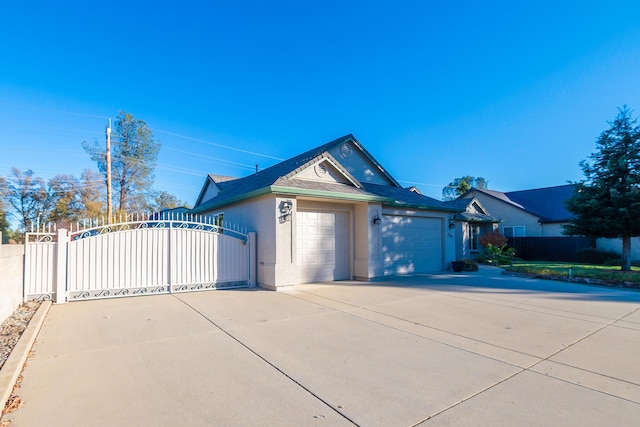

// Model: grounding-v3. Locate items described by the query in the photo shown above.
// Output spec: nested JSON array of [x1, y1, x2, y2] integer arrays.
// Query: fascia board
[[286, 153, 363, 189], [190, 187, 272, 213], [348, 138, 402, 188], [193, 176, 218, 208], [384, 201, 464, 213], [270, 186, 392, 203]]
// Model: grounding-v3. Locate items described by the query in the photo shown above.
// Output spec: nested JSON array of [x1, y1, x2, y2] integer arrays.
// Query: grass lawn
[[505, 261, 640, 284]]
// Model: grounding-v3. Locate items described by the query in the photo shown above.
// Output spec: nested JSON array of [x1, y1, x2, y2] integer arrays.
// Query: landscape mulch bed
[[1, 301, 41, 423]]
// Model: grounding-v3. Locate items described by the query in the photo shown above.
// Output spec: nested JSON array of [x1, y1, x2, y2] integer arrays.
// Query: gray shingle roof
[[466, 185, 576, 223], [192, 134, 461, 213]]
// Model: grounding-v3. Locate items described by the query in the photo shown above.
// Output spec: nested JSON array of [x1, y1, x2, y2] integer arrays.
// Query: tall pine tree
[[83, 111, 160, 213], [564, 106, 640, 271]]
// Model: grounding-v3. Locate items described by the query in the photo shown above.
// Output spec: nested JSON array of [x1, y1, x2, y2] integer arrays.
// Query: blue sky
[[1, 1, 639, 206]]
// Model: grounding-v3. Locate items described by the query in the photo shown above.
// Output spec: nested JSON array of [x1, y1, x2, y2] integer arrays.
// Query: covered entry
[[296, 210, 350, 283], [382, 215, 443, 275]]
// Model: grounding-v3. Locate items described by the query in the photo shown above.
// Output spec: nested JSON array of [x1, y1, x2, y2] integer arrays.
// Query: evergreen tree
[[442, 176, 488, 201], [83, 111, 160, 213], [564, 106, 640, 271], [0, 200, 10, 243]]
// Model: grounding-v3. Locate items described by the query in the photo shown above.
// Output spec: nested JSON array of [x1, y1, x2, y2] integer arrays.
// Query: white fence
[[24, 214, 256, 303]]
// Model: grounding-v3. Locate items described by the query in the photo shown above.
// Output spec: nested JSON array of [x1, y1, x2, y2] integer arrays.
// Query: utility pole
[[106, 118, 113, 224]]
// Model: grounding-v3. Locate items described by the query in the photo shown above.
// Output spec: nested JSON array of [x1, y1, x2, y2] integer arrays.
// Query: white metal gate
[[24, 214, 256, 302]]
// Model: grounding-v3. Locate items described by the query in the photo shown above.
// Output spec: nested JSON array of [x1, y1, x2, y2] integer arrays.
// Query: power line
[[397, 180, 447, 188], [163, 147, 257, 171], [152, 128, 285, 161]]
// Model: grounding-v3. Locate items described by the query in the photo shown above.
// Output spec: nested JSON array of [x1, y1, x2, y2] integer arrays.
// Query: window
[[212, 212, 224, 228], [469, 225, 480, 250], [503, 226, 525, 237]]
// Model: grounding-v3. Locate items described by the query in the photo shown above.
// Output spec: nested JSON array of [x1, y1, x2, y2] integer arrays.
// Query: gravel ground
[[0, 302, 41, 372]]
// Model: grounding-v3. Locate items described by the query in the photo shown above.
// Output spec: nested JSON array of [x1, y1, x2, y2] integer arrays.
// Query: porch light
[[279, 200, 293, 222], [372, 215, 381, 225], [449, 217, 456, 228]]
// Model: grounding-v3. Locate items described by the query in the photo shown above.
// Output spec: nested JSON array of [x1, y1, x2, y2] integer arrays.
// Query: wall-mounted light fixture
[[449, 217, 456, 228], [372, 215, 381, 225], [279, 200, 293, 223]]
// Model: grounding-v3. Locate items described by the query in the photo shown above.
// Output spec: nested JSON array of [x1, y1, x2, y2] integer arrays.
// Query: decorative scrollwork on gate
[[73, 292, 91, 299]]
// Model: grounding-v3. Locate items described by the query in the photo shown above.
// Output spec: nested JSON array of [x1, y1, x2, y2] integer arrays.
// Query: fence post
[[248, 232, 257, 287], [55, 228, 68, 304]]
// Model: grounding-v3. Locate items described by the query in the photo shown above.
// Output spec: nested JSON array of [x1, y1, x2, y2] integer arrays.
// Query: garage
[[382, 215, 443, 275], [296, 211, 350, 283]]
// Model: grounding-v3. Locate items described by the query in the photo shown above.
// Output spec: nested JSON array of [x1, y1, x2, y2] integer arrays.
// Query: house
[[191, 134, 462, 290], [459, 185, 576, 237], [445, 197, 500, 260]]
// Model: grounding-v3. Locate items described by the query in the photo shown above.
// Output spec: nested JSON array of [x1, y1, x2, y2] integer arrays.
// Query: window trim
[[503, 226, 525, 238], [469, 224, 480, 250]]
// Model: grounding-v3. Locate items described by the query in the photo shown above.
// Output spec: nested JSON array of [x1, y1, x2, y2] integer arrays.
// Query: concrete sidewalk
[[3, 267, 640, 426]]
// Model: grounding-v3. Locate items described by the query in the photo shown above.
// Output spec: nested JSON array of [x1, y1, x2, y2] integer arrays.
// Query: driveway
[[3, 267, 640, 426]]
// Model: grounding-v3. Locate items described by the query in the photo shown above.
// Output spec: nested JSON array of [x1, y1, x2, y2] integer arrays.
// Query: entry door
[[296, 211, 349, 283]]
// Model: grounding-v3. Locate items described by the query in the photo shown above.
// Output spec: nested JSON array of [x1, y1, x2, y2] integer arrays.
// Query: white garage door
[[382, 215, 443, 275], [296, 211, 350, 283]]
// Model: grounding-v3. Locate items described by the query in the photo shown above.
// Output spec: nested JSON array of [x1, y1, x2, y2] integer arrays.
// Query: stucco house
[[459, 185, 576, 238], [191, 134, 462, 290], [445, 197, 500, 260]]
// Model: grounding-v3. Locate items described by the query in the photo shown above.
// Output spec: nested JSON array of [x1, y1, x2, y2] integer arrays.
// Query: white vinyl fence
[[24, 214, 256, 303]]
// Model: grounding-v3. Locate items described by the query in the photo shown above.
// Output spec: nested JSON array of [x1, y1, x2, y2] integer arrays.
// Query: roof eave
[[190, 187, 272, 213], [191, 185, 396, 213], [384, 201, 464, 213], [271, 186, 393, 203]]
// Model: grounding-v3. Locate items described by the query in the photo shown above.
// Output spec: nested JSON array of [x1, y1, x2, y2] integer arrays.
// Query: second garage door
[[382, 215, 443, 275], [296, 211, 350, 283]]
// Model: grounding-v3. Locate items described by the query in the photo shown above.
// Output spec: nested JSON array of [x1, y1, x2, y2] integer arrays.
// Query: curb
[[502, 270, 640, 291], [0, 300, 52, 414]]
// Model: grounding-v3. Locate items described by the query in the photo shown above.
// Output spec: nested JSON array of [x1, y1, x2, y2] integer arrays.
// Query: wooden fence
[[506, 236, 595, 262]]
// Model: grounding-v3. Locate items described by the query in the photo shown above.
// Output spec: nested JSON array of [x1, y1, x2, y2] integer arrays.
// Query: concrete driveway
[[3, 267, 640, 426]]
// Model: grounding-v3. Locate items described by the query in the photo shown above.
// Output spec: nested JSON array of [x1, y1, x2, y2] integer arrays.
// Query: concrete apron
[[3, 268, 640, 426]]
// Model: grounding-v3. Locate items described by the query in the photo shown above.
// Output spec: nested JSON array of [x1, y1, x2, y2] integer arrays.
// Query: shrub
[[479, 231, 507, 248], [478, 243, 516, 265], [576, 248, 622, 265], [462, 259, 479, 271]]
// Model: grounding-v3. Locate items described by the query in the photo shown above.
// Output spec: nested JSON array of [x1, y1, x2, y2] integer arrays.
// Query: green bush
[[478, 243, 516, 265], [576, 248, 621, 265]]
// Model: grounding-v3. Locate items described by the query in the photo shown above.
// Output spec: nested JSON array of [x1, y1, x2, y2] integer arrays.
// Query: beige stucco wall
[[597, 237, 640, 261], [455, 222, 497, 260], [354, 203, 383, 280], [200, 195, 278, 289], [206, 194, 457, 289], [0, 241, 24, 325], [465, 191, 547, 237], [539, 223, 567, 237], [327, 142, 393, 185]]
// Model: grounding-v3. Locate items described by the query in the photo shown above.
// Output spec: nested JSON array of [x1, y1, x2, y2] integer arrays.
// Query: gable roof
[[192, 134, 461, 214], [463, 184, 576, 223], [445, 197, 501, 223]]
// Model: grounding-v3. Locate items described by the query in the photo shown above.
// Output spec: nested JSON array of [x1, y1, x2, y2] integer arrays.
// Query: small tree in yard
[[479, 230, 507, 248], [564, 106, 640, 271], [478, 231, 515, 265]]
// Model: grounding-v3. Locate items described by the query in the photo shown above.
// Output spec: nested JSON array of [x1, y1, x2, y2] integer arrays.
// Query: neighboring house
[[459, 185, 576, 237], [191, 134, 462, 290], [445, 197, 500, 260]]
